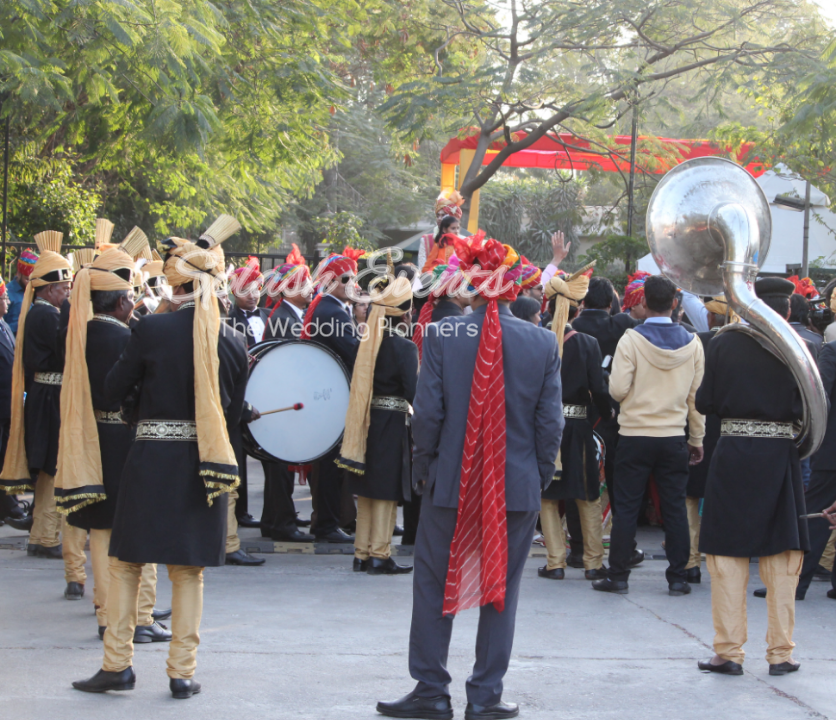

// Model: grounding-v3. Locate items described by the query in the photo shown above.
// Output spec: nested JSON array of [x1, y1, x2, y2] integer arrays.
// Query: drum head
[[245, 340, 351, 464]]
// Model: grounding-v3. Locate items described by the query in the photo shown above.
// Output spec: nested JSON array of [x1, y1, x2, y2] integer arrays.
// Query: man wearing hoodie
[[592, 275, 705, 596]]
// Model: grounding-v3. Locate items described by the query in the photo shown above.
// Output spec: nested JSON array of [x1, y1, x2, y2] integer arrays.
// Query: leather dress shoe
[[26, 543, 40, 556], [236, 513, 261, 528], [376, 690, 453, 719], [585, 566, 608, 580], [73, 667, 136, 693], [628, 549, 645, 567], [813, 564, 831, 580], [698, 658, 743, 675], [315, 528, 354, 543], [668, 582, 691, 596], [393, 524, 405, 537], [134, 621, 172, 643], [769, 660, 800, 676], [6, 514, 33, 531], [465, 701, 520, 720], [753, 587, 805, 601], [353, 558, 368, 572], [566, 552, 585, 569], [537, 566, 565, 580], [827, 589, 836, 600], [29, 543, 63, 559], [685, 567, 701, 583], [98, 626, 106, 640], [170, 678, 201, 699], [225, 549, 266, 565], [367, 557, 413, 575], [153, 607, 172, 621], [592, 578, 628, 594], [271, 527, 315, 543], [65, 581, 85, 600], [295, 517, 311, 528]]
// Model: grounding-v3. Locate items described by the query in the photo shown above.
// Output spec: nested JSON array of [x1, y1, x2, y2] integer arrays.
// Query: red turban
[[519, 256, 542, 290], [622, 271, 651, 311], [231, 256, 263, 295], [301, 247, 365, 340]]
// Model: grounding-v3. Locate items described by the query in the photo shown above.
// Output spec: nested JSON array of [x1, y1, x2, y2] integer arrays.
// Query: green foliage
[[315, 211, 376, 254], [580, 234, 648, 290]]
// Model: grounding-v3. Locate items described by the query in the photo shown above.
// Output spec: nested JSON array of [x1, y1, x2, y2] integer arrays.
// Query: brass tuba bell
[[646, 157, 827, 458]]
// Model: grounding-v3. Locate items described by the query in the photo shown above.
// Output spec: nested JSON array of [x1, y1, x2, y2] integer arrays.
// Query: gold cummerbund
[[370, 396, 411, 413], [720, 419, 795, 439], [34, 372, 63, 386], [94, 409, 124, 425], [563, 404, 587, 420], [135, 420, 197, 441]]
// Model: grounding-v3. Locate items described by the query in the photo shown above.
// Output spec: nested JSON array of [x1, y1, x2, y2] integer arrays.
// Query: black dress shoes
[[628, 549, 645, 567], [315, 528, 354, 543], [295, 517, 311, 528], [367, 557, 413, 575], [353, 558, 368, 572], [134, 621, 172, 643], [153, 607, 172, 621], [566, 552, 585, 569], [827, 589, 836, 599], [98, 626, 106, 640], [769, 660, 800, 676], [236, 513, 261, 528], [592, 578, 629, 594], [65, 582, 85, 600], [668, 582, 691, 596], [393, 525, 405, 537], [225, 549, 266, 565], [376, 690, 453, 719], [465, 701, 520, 720], [584, 566, 608, 580], [537, 566, 565, 580], [685, 567, 701, 584], [170, 678, 201, 699], [271, 528, 315, 543], [28, 543, 62, 559], [6, 514, 33, 531], [753, 587, 805, 601], [73, 667, 136, 693], [698, 658, 743, 675]]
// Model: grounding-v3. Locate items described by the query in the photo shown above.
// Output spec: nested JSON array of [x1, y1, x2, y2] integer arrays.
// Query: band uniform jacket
[[68, 317, 134, 531], [695, 330, 809, 558], [812, 341, 836, 472], [571, 309, 637, 362], [307, 294, 360, 374], [0, 318, 15, 421], [105, 306, 249, 567], [687, 329, 721, 499], [790, 322, 822, 361], [227, 304, 270, 348], [348, 330, 419, 503], [262, 301, 304, 341], [413, 304, 564, 511], [543, 329, 611, 502], [23, 301, 65, 476]]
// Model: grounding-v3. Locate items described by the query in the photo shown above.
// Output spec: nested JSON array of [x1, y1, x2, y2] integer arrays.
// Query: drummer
[[337, 273, 418, 574]]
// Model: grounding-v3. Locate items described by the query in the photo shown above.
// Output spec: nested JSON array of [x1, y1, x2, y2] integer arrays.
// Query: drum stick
[[260, 403, 304, 416], [799, 512, 827, 519]]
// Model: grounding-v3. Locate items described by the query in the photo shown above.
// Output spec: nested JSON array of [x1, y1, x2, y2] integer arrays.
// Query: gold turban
[[337, 276, 413, 474], [1, 231, 73, 492], [55, 249, 134, 513], [703, 295, 740, 325], [544, 266, 592, 357], [162, 215, 241, 503]]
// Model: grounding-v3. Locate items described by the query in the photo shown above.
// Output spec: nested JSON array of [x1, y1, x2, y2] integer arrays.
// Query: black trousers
[[234, 459, 249, 518], [260, 461, 297, 537], [608, 435, 690, 584], [0, 419, 20, 518], [401, 497, 422, 545], [798, 468, 836, 596], [311, 447, 344, 537], [564, 500, 584, 558]]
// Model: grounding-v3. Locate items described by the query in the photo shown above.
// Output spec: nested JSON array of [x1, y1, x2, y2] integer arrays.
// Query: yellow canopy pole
[[441, 163, 456, 192], [457, 149, 481, 234]]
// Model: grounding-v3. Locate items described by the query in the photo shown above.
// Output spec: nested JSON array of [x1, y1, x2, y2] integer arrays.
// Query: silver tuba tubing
[[646, 157, 827, 459]]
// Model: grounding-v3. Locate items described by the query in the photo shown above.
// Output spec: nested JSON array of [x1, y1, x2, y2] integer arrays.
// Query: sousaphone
[[646, 156, 826, 458]]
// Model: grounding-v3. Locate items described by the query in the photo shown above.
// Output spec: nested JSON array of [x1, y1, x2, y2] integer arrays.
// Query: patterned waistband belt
[[720, 419, 795, 439], [563, 404, 587, 419], [136, 420, 197, 441], [370, 396, 411, 413], [33, 372, 62, 386], [94, 409, 124, 425]]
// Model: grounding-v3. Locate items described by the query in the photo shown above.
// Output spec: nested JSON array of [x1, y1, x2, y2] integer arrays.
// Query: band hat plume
[[337, 276, 413, 475], [55, 249, 135, 514], [0, 231, 73, 492], [95, 218, 115, 249], [71, 248, 96, 275], [119, 226, 150, 260], [544, 262, 594, 357], [162, 216, 240, 504]]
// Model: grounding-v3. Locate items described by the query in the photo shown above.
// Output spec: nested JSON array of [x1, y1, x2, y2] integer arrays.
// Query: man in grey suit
[[377, 239, 563, 720]]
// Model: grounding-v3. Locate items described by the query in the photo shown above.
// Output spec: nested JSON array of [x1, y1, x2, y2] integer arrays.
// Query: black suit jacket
[[812, 341, 836, 471], [0, 319, 15, 421], [227, 304, 269, 348], [790, 322, 822, 361], [431, 299, 464, 323], [263, 301, 304, 341], [308, 294, 359, 373], [571, 309, 637, 360]]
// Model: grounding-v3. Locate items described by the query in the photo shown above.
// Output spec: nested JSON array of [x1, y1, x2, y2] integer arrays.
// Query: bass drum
[[243, 340, 351, 464]]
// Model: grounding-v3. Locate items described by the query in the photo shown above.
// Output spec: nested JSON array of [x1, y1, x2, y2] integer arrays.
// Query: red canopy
[[440, 131, 766, 176]]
